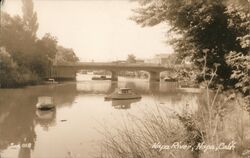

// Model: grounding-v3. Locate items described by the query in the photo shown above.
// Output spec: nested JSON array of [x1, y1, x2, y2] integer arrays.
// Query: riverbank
[[0, 72, 43, 88], [100, 88, 250, 158]]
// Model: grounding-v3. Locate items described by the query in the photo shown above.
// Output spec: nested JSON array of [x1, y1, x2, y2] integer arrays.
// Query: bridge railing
[[53, 62, 192, 69]]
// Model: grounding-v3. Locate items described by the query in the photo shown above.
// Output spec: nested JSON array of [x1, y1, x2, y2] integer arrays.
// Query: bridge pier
[[149, 71, 160, 82], [111, 71, 118, 81]]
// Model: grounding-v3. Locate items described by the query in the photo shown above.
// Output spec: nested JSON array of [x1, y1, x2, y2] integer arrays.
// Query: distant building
[[135, 59, 144, 64], [145, 53, 193, 66], [145, 54, 171, 65], [112, 60, 126, 64]]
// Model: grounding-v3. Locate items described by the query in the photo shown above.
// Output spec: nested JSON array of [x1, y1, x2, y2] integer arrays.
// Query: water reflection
[[76, 80, 182, 95], [111, 99, 141, 110], [0, 79, 205, 158], [76, 81, 118, 94], [35, 109, 56, 130], [0, 85, 71, 157], [0, 89, 37, 157]]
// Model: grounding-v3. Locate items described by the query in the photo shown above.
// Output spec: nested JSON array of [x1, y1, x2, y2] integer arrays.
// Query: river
[[0, 74, 249, 158]]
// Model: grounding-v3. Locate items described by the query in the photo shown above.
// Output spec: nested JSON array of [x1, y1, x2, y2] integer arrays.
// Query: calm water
[[0, 74, 210, 158]]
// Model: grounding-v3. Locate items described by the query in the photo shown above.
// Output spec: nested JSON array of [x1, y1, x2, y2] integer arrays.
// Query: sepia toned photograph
[[0, 0, 249, 158]]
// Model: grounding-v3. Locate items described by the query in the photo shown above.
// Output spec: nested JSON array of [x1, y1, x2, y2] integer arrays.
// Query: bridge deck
[[53, 62, 188, 70]]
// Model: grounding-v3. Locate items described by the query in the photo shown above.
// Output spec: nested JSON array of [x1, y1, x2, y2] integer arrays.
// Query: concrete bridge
[[49, 62, 186, 82]]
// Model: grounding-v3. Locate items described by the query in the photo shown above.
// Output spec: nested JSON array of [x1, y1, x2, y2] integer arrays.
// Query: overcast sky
[[2, 0, 173, 61]]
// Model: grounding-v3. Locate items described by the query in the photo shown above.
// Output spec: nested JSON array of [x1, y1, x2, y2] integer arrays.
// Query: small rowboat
[[105, 88, 141, 100], [111, 98, 141, 109], [43, 78, 58, 84], [36, 96, 55, 110]]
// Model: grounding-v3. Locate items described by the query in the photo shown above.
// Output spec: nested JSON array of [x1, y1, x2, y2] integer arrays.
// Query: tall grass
[[98, 57, 250, 158], [98, 90, 249, 158]]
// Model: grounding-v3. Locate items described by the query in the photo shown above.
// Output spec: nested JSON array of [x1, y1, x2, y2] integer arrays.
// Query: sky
[[1, 0, 173, 62]]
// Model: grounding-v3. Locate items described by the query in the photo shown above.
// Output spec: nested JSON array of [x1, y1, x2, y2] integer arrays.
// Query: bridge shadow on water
[[75, 80, 182, 95]]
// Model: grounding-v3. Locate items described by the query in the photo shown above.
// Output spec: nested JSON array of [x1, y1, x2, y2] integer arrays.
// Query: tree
[[0, 13, 35, 67], [0, 12, 56, 78], [132, 0, 250, 94], [55, 46, 79, 64], [22, 0, 38, 38], [127, 54, 136, 63], [36, 33, 57, 62], [0, 47, 19, 87], [33, 33, 58, 77], [0, 1, 80, 87], [163, 53, 181, 65]]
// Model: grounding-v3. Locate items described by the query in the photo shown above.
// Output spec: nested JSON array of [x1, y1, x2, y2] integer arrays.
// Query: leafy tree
[[163, 53, 182, 65], [132, 0, 249, 94], [0, 47, 19, 87], [224, 5, 250, 95], [0, 13, 34, 59], [0, 12, 56, 78], [22, 0, 39, 38], [23, 33, 58, 77], [0, 47, 40, 88], [55, 46, 79, 64], [127, 54, 136, 63], [35, 33, 58, 65], [226, 51, 249, 95], [0, 12, 57, 86]]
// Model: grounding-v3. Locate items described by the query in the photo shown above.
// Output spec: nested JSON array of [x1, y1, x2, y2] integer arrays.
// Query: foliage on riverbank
[[132, 0, 250, 96], [99, 88, 249, 158], [99, 0, 249, 157], [0, 47, 40, 88], [0, 0, 79, 88]]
